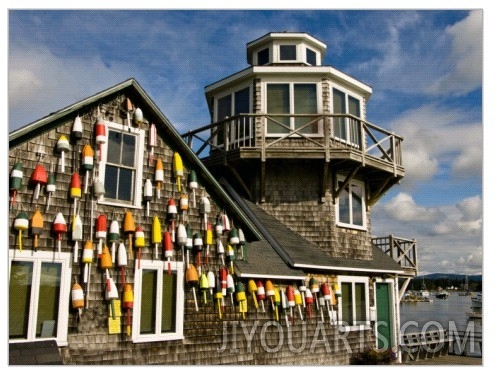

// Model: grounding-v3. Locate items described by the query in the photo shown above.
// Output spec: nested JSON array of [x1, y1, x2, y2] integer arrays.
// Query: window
[[279, 45, 296, 61], [98, 121, 144, 208], [336, 177, 366, 229], [257, 48, 270, 65], [306, 48, 317, 66], [132, 260, 184, 342], [332, 88, 361, 145], [266, 83, 319, 135], [9, 250, 71, 346], [215, 87, 251, 145], [338, 276, 369, 329]]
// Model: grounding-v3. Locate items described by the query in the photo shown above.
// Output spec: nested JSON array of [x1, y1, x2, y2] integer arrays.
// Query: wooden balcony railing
[[182, 113, 404, 172], [372, 235, 418, 276]]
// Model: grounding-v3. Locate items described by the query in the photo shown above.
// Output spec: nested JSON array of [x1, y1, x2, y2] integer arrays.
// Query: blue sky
[[5, 4, 495, 276]]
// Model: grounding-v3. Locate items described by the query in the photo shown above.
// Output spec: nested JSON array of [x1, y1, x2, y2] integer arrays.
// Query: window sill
[[132, 333, 184, 344], [338, 324, 371, 333], [336, 223, 367, 232], [98, 199, 142, 210]]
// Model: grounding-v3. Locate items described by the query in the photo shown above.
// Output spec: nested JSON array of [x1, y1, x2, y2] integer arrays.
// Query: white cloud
[[426, 10, 483, 96], [388, 104, 482, 188], [372, 194, 483, 275]]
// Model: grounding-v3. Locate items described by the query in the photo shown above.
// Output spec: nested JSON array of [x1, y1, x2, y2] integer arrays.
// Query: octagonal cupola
[[246, 32, 327, 66]]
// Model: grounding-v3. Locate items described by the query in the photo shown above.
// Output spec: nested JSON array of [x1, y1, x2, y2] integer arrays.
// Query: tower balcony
[[182, 113, 404, 204]]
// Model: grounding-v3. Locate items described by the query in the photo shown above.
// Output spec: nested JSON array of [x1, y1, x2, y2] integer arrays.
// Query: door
[[375, 282, 393, 349]]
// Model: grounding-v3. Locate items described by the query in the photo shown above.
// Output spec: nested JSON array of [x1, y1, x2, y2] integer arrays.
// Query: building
[[9, 32, 417, 365]]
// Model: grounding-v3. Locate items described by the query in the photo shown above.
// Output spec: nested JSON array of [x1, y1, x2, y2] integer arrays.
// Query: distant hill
[[414, 273, 482, 282]]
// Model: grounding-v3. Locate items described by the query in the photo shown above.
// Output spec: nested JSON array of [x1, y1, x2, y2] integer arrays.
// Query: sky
[[4, 2, 497, 277]]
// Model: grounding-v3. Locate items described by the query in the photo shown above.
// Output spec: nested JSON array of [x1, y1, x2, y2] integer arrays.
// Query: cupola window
[[257, 48, 270, 65], [279, 45, 297, 61]]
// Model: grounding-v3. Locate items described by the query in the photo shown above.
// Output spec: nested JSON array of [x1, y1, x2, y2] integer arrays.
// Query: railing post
[[360, 121, 366, 166]]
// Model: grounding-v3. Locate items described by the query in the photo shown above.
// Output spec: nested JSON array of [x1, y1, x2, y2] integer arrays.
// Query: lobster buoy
[[123, 211, 136, 259], [207, 271, 215, 297], [235, 281, 247, 319], [82, 240, 94, 286], [56, 135, 70, 172], [214, 275, 223, 319], [273, 286, 281, 321], [13, 211, 29, 251], [117, 242, 128, 287], [72, 115, 83, 141], [294, 288, 304, 320], [188, 170, 198, 207], [134, 226, 145, 269], [133, 107, 143, 126], [227, 273, 235, 307], [286, 286, 296, 323], [52, 212, 67, 254], [148, 122, 157, 165], [173, 152, 183, 192], [200, 196, 211, 231], [309, 277, 320, 310], [281, 288, 290, 327], [186, 264, 199, 312], [204, 223, 213, 264], [30, 209, 44, 249], [247, 279, 259, 309], [30, 164, 48, 202], [45, 171, 56, 212], [95, 214, 107, 259], [199, 272, 209, 304], [154, 158, 164, 199], [265, 280, 275, 311], [94, 118, 107, 161], [167, 198, 178, 242], [219, 267, 228, 297], [256, 280, 266, 312], [123, 284, 134, 336], [180, 193, 189, 222], [226, 244, 235, 274], [71, 214, 83, 263], [108, 219, 120, 264], [81, 144, 94, 194], [123, 98, 133, 128], [9, 162, 23, 209], [143, 178, 153, 217], [70, 172, 82, 217], [152, 216, 162, 260], [163, 230, 174, 274], [192, 232, 203, 273], [72, 282, 85, 320], [305, 288, 314, 319], [238, 228, 247, 261]]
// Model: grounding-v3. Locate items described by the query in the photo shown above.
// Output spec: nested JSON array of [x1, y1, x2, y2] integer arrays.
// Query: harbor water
[[399, 291, 482, 356]]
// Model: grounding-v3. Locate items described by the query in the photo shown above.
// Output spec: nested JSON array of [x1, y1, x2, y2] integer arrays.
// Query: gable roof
[[9, 78, 261, 241], [221, 178, 404, 275]]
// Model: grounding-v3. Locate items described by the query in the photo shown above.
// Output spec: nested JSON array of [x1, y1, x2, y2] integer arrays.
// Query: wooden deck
[[403, 354, 482, 365]]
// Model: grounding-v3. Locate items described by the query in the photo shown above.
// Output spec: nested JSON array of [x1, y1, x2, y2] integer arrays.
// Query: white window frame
[[132, 260, 184, 343], [337, 275, 370, 332], [330, 83, 364, 146], [214, 84, 253, 147], [8, 250, 72, 346], [278, 44, 298, 62], [97, 120, 144, 209], [263, 80, 322, 137], [335, 176, 367, 230]]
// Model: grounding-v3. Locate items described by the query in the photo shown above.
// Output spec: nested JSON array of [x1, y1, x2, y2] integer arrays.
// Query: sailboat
[[415, 277, 430, 300]]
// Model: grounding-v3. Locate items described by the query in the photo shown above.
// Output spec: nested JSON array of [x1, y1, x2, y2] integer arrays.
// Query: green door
[[375, 283, 393, 349]]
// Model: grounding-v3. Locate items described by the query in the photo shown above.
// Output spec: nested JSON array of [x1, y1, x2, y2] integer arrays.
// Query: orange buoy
[[123, 211, 136, 259], [30, 164, 48, 201], [30, 209, 44, 249], [186, 264, 199, 311]]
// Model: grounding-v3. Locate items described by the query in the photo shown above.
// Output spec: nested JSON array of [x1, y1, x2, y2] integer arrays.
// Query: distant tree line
[[409, 277, 482, 292]]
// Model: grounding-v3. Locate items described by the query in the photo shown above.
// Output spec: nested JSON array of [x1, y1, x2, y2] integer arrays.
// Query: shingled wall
[[9, 89, 376, 365]]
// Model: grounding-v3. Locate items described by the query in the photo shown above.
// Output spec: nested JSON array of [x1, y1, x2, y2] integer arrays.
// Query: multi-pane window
[[266, 83, 318, 134], [132, 260, 184, 342], [98, 121, 144, 207], [338, 276, 369, 328], [216, 87, 251, 145], [332, 88, 361, 145], [336, 177, 366, 229], [9, 250, 71, 345], [279, 45, 297, 61]]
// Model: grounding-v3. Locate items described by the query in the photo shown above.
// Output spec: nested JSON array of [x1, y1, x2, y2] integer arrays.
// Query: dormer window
[[257, 48, 270, 65], [279, 45, 297, 61]]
